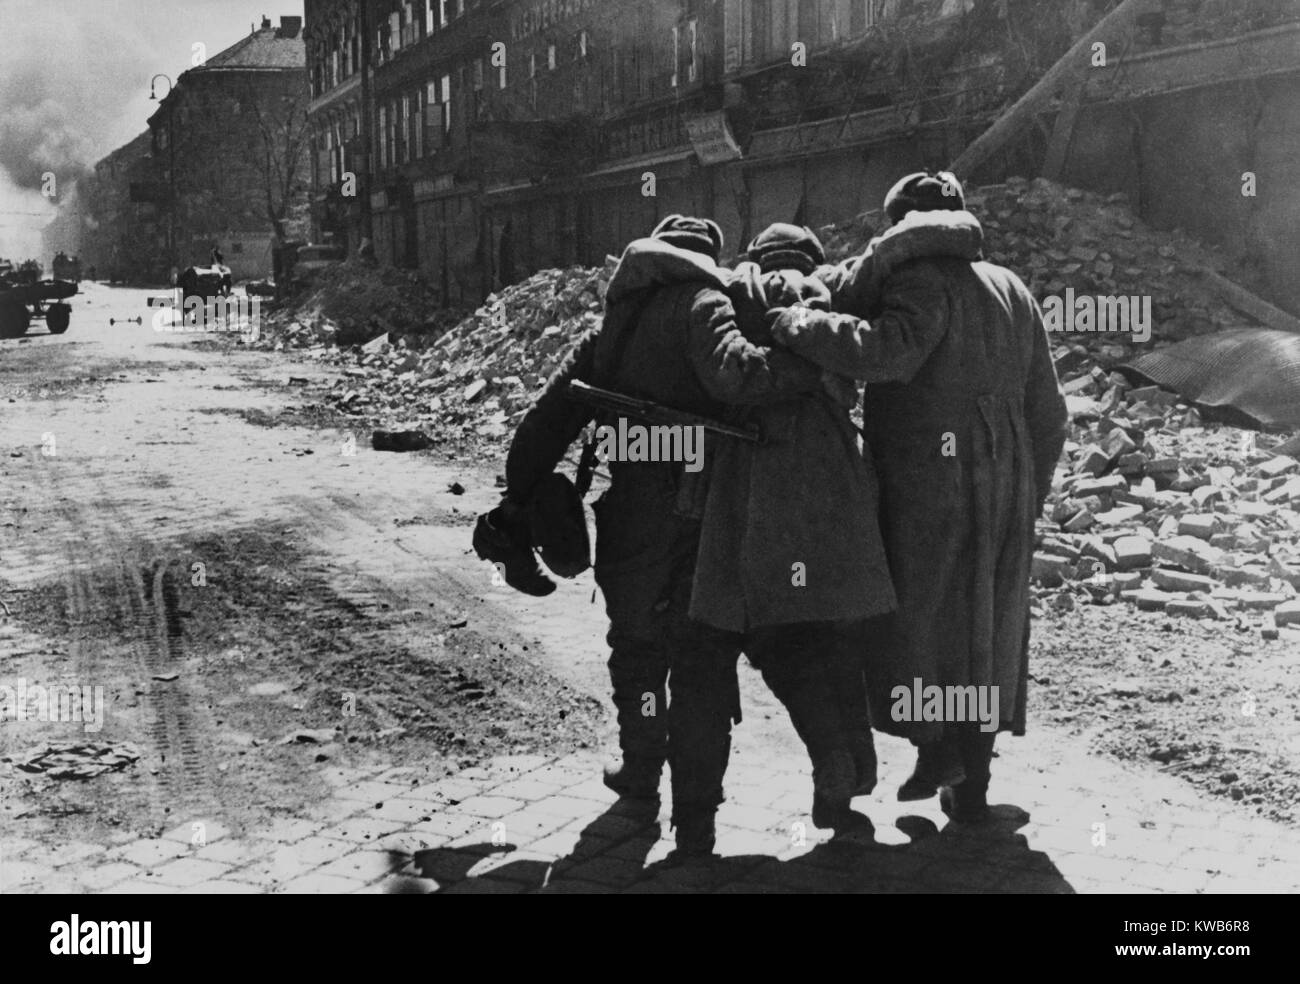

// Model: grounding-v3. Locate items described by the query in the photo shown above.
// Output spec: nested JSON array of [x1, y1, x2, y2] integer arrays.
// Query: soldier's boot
[[760, 653, 867, 831], [848, 734, 878, 798], [897, 734, 966, 802], [666, 644, 739, 861], [602, 755, 663, 802], [810, 749, 867, 831], [668, 808, 717, 862], [604, 647, 668, 802], [940, 726, 996, 823], [825, 626, 877, 797]]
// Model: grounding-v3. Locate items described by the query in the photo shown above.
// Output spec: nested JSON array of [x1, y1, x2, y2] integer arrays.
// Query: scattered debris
[[4, 742, 142, 780], [277, 728, 338, 745], [1034, 366, 1300, 628], [372, 430, 434, 452]]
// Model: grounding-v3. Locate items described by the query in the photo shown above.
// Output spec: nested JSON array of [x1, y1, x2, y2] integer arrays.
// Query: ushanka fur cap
[[650, 214, 724, 261], [884, 170, 966, 223], [744, 222, 826, 274]]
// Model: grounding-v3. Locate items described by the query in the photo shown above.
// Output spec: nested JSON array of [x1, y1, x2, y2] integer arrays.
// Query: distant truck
[[0, 258, 74, 338], [52, 252, 82, 284], [176, 263, 233, 326]]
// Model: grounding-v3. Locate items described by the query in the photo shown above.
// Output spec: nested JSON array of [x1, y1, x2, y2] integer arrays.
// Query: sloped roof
[[197, 22, 305, 72]]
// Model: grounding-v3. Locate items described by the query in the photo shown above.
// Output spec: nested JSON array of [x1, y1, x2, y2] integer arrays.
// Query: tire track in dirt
[[34, 451, 218, 819]]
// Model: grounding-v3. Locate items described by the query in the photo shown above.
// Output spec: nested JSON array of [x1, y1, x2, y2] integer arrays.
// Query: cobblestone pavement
[[2, 291, 1296, 894], [5, 727, 1299, 893]]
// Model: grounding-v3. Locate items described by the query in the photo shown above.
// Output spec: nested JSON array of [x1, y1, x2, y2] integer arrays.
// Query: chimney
[[278, 15, 303, 38]]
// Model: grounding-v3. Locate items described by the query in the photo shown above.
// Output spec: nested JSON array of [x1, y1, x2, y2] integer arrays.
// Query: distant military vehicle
[[176, 263, 233, 326], [0, 259, 75, 338], [52, 252, 82, 284]]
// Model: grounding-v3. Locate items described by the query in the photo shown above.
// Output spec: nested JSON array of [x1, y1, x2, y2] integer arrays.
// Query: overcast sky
[[0, 0, 304, 256]]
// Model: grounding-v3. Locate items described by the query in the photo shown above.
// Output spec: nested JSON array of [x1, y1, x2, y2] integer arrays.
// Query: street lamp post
[[150, 74, 176, 282]]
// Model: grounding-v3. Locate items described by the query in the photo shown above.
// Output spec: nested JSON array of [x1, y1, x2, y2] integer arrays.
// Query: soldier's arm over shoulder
[[775, 261, 949, 384], [1021, 285, 1068, 510], [687, 287, 822, 405], [504, 326, 598, 504]]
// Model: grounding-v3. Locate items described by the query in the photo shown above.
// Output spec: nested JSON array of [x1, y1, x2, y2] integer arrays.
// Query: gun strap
[[575, 431, 598, 497]]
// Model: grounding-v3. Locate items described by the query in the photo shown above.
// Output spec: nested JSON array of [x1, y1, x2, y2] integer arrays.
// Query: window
[[530, 52, 537, 78], [687, 18, 697, 83], [547, 43, 556, 70], [413, 90, 424, 157], [400, 95, 410, 162], [847, 0, 878, 35], [377, 105, 388, 167], [441, 74, 451, 136], [577, 29, 588, 59], [426, 0, 435, 34], [671, 25, 678, 88], [798, 0, 817, 43], [425, 80, 440, 150], [390, 12, 401, 52], [402, 2, 416, 47], [752, 0, 771, 61], [473, 57, 484, 90]]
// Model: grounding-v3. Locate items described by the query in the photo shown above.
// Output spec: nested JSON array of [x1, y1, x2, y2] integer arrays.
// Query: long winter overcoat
[[689, 262, 895, 632], [782, 221, 1068, 739]]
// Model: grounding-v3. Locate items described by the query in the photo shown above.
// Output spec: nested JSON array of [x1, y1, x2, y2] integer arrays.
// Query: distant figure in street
[[772, 171, 1068, 821]]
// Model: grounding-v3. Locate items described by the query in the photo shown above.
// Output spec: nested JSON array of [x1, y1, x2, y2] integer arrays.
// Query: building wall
[[1063, 74, 1300, 314]]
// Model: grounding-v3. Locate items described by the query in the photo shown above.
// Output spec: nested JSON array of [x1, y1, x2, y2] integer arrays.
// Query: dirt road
[[2, 284, 1296, 894], [0, 284, 807, 870]]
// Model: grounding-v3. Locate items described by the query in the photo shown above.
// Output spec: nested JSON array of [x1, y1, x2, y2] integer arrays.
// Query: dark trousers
[[598, 517, 741, 825], [747, 620, 873, 782]]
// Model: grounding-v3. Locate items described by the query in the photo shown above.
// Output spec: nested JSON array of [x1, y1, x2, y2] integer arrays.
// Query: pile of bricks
[[1034, 364, 1300, 634], [318, 261, 611, 440], [820, 177, 1259, 349]]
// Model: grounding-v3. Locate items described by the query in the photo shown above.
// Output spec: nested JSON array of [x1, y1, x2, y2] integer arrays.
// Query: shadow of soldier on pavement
[[383, 797, 664, 894], [380, 794, 1073, 893]]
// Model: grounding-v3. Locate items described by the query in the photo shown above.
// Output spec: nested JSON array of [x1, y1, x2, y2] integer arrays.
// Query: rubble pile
[[316, 261, 613, 440], [1033, 362, 1300, 633], [819, 176, 1260, 348], [260, 260, 457, 348]]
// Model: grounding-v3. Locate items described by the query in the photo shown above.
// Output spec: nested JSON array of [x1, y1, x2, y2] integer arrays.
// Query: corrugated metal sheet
[[1121, 328, 1300, 430]]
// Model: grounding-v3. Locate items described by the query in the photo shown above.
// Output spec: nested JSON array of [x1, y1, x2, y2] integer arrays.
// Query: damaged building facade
[[304, 0, 1300, 313], [70, 15, 312, 283]]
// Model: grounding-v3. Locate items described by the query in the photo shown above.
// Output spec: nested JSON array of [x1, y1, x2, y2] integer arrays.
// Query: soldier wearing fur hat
[[770, 172, 1068, 822]]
